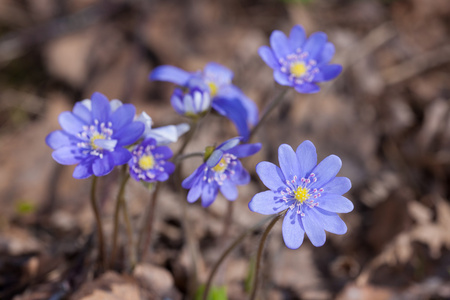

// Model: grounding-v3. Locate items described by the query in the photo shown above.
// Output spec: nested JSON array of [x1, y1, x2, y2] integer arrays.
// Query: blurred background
[[0, 0, 450, 299]]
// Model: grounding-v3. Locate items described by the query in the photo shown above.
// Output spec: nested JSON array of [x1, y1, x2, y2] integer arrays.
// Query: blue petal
[[52, 146, 83, 165], [46, 130, 75, 149], [317, 195, 353, 213], [204, 62, 234, 84], [288, 25, 306, 52], [91, 92, 111, 123], [182, 166, 203, 188], [312, 208, 347, 235], [149, 65, 191, 86], [110, 147, 132, 165], [278, 144, 300, 181], [92, 152, 115, 177], [249, 191, 288, 215], [302, 209, 326, 247], [114, 122, 145, 146], [170, 89, 185, 115], [309, 155, 342, 189], [296, 140, 317, 179], [58, 112, 85, 136], [230, 163, 250, 185], [255, 161, 286, 191], [303, 32, 327, 60], [318, 42, 335, 64], [152, 146, 173, 160], [73, 159, 93, 179], [274, 70, 291, 86], [258, 46, 279, 69], [220, 85, 259, 126], [212, 98, 250, 141], [220, 180, 238, 200], [314, 64, 342, 82], [206, 149, 224, 168], [187, 180, 203, 203], [162, 161, 175, 175], [282, 208, 305, 249], [270, 30, 290, 60], [201, 183, 218, 207], [216, 137, 241, 152], [294, 83, 320, 94], [110, 104, 136, 131], [321, 177, 351, 195], [72, 102, 91, 124], [227, 143, 261, 158]]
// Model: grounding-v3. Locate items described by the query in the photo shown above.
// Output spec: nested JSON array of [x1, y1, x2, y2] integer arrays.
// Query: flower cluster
[[182, 137, 261, 207], [249, 140, 353, 249]]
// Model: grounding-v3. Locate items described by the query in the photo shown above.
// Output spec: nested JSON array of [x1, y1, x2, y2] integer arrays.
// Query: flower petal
[[314, 64, 342, 82], [227, 143, 261, 158], [309, 154, 342, 189], [249, 191, 288, 215], [204, 62, 234, 84], [187, 179, 202, 203], [91, 92, 111, 123], [52, 146, 83, 165], [206, 149, 224, 168], [212, 98, 250, 140], [110, 104, 136, 131], [294, 83, 320, 94], [58, 112, 85, 136], [296, 140, 317, 179], [258, 46, 279, 69], [288, 25, 306, 52], [302, 210, 326, 247], [270, 30, 290, 60], [255, 161, 286, 191], [110, 147, 131, 165], [73, 159, 93, 179], [318, 42, 335, 64], [274, 70, 291, 86], [303, 32, 327, 60], [278, 144, 300, 181], [92, 152, 115, 177], [114, 122, 145, 146], [201, 183, 218, 207], [72, 102, 91, 124], [317, 195, 354, 213], [321, 177, 351, 195], [149, 65, 191, 85], [182, 166, 203, 188], [220, 180, 238, 200], [46, 130, 75, 149], [311, 208, 347, 235], [282, 208, 305, 249]]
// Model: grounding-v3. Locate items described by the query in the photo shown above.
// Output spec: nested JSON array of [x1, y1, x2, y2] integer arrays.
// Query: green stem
[[138, 182, 161, 262], [202, 215, 278, 300], [110, 168, 130, 269], [90, 176, 106, 271], [249, 88, 289, 141], [248, 214, 283, 300]]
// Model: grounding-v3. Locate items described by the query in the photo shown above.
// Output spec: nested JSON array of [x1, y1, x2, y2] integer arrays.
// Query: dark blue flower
[[46, 92, 145, 179], [149, 62, 258, 141], [182, 137, 261, 207], [259, 25, 342, 94], [248, 140, 353, 249], [128, 138, 175, 182], [170, 77, 211, 118]]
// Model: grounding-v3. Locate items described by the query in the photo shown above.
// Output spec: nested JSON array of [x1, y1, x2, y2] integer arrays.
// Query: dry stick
[[248, 214, 283, 300], [90, 176, 106, 271], [202, 215, 278, 300], [249, 88, 289, 141], [139, 182, 161, 262], [110, 168, 130, 269]]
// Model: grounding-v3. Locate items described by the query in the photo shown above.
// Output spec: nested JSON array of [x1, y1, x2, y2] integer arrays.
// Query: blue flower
[[128, 137, 175, 182], [248, 140, 353, 249], [46, 92, 145, 179], [182, 137, 261, 207], [149, 62, 258, 141], [171, 77, 211, 118], [259, 25, 342, 94]]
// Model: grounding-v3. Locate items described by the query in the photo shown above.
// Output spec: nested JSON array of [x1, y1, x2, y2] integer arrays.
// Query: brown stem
[[90, 176, 106, 271], [138, 182, 161, 262]]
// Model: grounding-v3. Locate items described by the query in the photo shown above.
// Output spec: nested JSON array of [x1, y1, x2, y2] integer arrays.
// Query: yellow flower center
[[208, 82, 218, 97], [295, 186, 311, 204], [290, 62, 307, 77], [212, 157, 228, 173], [90, 133, 106, 150], [138, 155, 155, 170]]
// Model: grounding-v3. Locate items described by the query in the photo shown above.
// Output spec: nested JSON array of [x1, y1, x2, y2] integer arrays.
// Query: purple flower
[[182, 137, 261, 207], [128, 138, 175, 182], [171, 77, 211, 117], [248, 140, 353, 249], [46, 92, 145, 179], [259, 25, 342, 94], [149, 62, 258, 141]]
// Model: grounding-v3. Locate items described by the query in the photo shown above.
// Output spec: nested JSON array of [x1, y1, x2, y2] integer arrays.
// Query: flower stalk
[[90, 176, 106, 271]]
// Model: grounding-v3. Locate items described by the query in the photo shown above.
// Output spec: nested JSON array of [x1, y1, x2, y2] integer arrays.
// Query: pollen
[[138, 155, 155, 170], [295, 186, 311, 203], [90, 133, 106, 150], [212, 157, 228, 173], [207, 82, 218, 97], [290, 62, 307, 77]]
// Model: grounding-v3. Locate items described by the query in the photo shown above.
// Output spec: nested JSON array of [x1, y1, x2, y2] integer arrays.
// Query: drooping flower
[[248, 140, 353, 249], [182, 137, 261, 207], [259, 25, 342, 94], [46, 92, 145, 179], [128, 137, 175, 182], [170, 77, 211, 118], [149, 62, 258, 141]]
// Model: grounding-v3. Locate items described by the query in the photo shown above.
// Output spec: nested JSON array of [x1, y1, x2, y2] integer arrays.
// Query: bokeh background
[[1, 0, 450, 299]]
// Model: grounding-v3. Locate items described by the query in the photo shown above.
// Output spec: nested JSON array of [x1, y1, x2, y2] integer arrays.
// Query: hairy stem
[[121, 193, 136, 271], [138, 182, 161, 262], [90, 176, 106, 271], [248, 214, 283, 300]]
